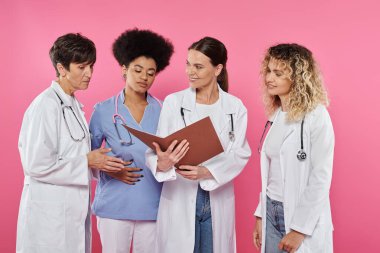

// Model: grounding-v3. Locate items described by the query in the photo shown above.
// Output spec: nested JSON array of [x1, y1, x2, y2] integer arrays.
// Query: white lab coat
[[146, 86, 251, 253], [16, 81, 92, 253], [254, 105, 334, 252]]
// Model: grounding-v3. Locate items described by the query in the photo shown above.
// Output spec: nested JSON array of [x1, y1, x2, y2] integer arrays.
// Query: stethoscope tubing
[[258, 116, 306, 161], [180, 107, 235, 141], [54, 90, 86, 142]]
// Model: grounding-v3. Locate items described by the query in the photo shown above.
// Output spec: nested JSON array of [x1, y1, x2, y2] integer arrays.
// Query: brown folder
[[122, 117, 224, 167]]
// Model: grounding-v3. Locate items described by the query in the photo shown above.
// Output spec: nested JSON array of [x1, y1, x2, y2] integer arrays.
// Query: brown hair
[[189, 37, 229, 92]]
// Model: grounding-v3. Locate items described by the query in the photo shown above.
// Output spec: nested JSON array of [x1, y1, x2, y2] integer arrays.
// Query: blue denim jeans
[[265, 196, 286, 253], [194, 185, 213, 253]]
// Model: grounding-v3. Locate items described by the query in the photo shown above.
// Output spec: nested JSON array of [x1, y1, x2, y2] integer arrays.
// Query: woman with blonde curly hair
[[252, 44, 334, 253]]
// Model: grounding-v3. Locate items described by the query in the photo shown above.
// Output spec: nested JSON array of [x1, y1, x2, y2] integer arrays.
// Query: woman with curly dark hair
[[89, 28, 174, 253], [252, 44, 334, 253]]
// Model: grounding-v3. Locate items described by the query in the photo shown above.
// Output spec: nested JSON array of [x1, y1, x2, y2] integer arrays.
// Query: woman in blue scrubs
[[89, 28, 174, 253]]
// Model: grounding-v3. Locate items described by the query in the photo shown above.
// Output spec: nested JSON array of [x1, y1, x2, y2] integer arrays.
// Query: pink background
[[1, 0, 379, 252]]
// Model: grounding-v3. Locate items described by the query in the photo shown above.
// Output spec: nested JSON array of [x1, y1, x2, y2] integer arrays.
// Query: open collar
[[119, 89, 156, 106], [51, 80, 80, 107], [180, 84, 237, 115]]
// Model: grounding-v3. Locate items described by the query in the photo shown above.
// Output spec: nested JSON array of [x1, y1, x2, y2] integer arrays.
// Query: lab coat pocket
[[300, 223, 333, 253], [222, 194, 236, 252], [25, 200, 65, 248], [59, 136, 77, 157]]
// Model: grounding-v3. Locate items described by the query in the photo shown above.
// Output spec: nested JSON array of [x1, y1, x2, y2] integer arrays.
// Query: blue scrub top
[[89, 90, 162, 220]]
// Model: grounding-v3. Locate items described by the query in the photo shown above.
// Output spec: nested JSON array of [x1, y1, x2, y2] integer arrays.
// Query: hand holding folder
[[123, 117, 224, 167]]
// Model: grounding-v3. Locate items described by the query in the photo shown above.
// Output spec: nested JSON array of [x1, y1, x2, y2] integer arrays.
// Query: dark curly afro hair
[[112, 28, 174, 73]]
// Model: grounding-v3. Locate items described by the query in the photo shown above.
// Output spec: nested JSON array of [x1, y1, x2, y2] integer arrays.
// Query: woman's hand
[[253, 217, 262, 250], [87, 148, 126, 172], [106, 167, 143, 185], [278, 230, 305, 253], [153, 140, 189, 172], [176, 165, 213, 180]]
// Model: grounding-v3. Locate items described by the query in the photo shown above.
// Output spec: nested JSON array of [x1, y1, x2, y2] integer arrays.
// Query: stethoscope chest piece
[[297, 149, 307, 161], [229, 131, 235, 142], [228, 114, 235, 142], [259, 115, 308, 161], [296, 117, 307, 161]]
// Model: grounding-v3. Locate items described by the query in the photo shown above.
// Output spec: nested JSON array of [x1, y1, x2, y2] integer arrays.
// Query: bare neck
[[124, 87, 147, 105], [57, 79, 75, 96], [196, 82, 219, 104], [279, 95, 289, 112]]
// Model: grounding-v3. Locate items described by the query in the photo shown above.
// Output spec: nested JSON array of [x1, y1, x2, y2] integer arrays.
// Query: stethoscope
[[180, 107, 235, 142], [54, 91, 86, 142], [258, 117, 307, 161], [113, 92, 134, 146], [113, 91, 162, 146]]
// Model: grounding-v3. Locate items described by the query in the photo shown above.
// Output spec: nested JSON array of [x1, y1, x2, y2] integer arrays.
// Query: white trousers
[[97, 217, 156, 253]]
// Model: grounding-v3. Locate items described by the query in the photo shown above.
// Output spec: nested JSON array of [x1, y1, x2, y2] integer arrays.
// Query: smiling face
[[57, 62, 94, 95], [123, 56, 157, 94], [265, 58, 293, 100], [185, 49, 222, 90]]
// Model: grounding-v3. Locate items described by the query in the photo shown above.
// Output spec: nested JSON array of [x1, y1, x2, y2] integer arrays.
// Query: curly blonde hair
[[260, 44, 329, 122]]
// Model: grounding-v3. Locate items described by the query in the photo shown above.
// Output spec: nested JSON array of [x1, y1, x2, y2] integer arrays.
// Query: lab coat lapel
[[282, 123, 296, 145], [278, 113, 300, 184], [268, 107, 298, 147], [76, 100, 89, 132], [51, 81, 73, 106], [260, 109, 280, 182], [71, 100, 91, 151], [51, 81, 90, 146], [180, 86, 236, 134], [180, 88, 198, 125], [214, 87, 236, 135], [281, 119, 298, 146], [261, 109, 280, 153]]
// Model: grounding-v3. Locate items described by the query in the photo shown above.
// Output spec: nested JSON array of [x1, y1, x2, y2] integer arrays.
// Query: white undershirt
[[195, 98, 221, 119], [265, 110, 290, 202]]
